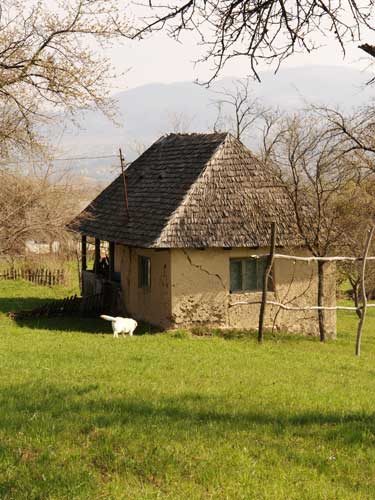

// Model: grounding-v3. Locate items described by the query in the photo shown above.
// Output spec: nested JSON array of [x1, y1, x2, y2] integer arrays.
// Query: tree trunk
[[355, 226, 374, 356], [258, 222, 277, 343], [353, 282, 362, 319], [317, 260, 326, 342]]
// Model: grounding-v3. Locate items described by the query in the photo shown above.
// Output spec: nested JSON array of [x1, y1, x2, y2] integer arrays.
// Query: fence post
[[258, 222, 277, 343], [0, 266, 64, 286], [355, 226, 375, 356], [109, 241, 115, 281]]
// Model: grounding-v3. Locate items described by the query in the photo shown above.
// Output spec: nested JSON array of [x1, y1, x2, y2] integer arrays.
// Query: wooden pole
[[82, 235, 87, 271], [355, 226, 375, 356], [81, 235, 87, 294], [109, 241, 115, 281], [94, 238, 101, 273], [119, 148, 129, 220], [317, 260, 326, 342], [258, 222, 277, 343]]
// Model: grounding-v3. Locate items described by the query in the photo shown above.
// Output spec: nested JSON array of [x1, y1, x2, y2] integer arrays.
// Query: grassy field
[[1, 280, 375, 499]]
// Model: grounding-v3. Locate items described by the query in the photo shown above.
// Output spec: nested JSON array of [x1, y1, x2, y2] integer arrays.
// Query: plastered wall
[[170, 247, 336, 337], [114, 245, 172, 328]]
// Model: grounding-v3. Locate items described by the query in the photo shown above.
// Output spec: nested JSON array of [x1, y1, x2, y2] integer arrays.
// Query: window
[[230, 257, 274, 292], [138, 256, 151, 288]]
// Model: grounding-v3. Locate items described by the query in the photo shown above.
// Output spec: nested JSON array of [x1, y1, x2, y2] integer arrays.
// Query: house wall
[[114, 245, 172, 328], [170, 247, 336, 338], [25, 240, 60, 254]]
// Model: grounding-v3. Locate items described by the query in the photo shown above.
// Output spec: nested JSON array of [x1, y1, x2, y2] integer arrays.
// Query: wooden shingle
[[69, 133, 301, 248]]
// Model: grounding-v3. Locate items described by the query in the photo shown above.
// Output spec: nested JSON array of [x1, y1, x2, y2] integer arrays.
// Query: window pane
[[146, 258, 151, 287], [142, 259, 146, 286], [138, 256, 151, 288], [244, 259, 257, 291], [230, 260, 242, 291]]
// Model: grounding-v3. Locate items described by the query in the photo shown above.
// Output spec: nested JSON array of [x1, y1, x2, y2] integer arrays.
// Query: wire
[[51, 154, 118, 161], [0, 153, 119, 165]]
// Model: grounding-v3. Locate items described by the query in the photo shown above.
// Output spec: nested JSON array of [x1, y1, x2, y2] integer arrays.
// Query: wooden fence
[[0, 268, 65, 286], [229, 222, 375, 357]]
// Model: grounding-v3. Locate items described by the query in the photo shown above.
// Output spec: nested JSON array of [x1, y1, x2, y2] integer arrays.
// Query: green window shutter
[[244, 259, 257, 291], [145, 257, 151, 288], [230, 260, 242, 292]]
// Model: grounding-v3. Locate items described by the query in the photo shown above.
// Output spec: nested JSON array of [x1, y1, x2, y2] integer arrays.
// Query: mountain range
[[53, 65, 374, 181]]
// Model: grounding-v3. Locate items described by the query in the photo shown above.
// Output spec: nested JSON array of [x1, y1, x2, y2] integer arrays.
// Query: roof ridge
[[152, 132, 230, 246], [164, 131, 228, 136]]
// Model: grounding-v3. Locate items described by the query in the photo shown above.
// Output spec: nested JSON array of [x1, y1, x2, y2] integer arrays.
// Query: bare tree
[[132, 0, 374, 82], [258, 107, 286, 162], [335, 179, 375, 316], [319, 107, 375, 159], [212, 78, 264, 140], [262, 112, 357, 341], [128, 139, 148, 157], [0, 0, 129, 159], [0, 1, 131, 257], [0, 165, 94, 259], [163, 110, 194, 133], [359, 44, 375, 84]]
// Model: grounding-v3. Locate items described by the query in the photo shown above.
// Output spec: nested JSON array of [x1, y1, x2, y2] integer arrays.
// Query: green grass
[[0, 254, 82, 291], [1, 280, 375, 499]]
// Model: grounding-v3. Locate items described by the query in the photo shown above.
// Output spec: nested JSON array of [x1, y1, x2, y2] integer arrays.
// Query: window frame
[[138, 255, 151, 289], [229, 257, 274, 293]]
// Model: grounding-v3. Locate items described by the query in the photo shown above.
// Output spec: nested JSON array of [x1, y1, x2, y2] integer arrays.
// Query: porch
[[81, 235, 122, 315]]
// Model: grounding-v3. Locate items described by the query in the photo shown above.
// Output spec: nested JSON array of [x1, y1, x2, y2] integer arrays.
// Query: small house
[[69, 133, 336, 336]]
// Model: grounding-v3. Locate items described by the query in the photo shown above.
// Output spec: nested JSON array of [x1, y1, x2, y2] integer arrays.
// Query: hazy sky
[[42, 1, 374, 173], [41, 0, 373, 91], [107, 16, 372, 92]]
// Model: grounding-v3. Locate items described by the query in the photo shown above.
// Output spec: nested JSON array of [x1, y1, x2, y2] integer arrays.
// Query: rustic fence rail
[[0, 268, 65, 286], [229, 223, 375, 357]]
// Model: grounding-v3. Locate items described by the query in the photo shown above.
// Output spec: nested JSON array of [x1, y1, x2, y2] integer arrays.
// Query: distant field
[[1, 279, 375, 499]]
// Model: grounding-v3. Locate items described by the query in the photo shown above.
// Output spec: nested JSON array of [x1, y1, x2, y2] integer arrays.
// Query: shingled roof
[[69, 132, 302, 248]]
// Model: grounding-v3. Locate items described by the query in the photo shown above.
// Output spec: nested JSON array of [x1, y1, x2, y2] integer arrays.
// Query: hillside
[[53, 65, 373, 181]]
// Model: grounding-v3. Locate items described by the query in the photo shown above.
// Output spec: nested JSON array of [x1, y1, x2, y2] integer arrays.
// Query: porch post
[[94, 238, 101, 273], [109, 241, 115, 281], [81, 235, 87, 294]]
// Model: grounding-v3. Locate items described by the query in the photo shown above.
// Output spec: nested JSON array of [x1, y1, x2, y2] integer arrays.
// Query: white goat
[[100, 315, 138, 338]]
